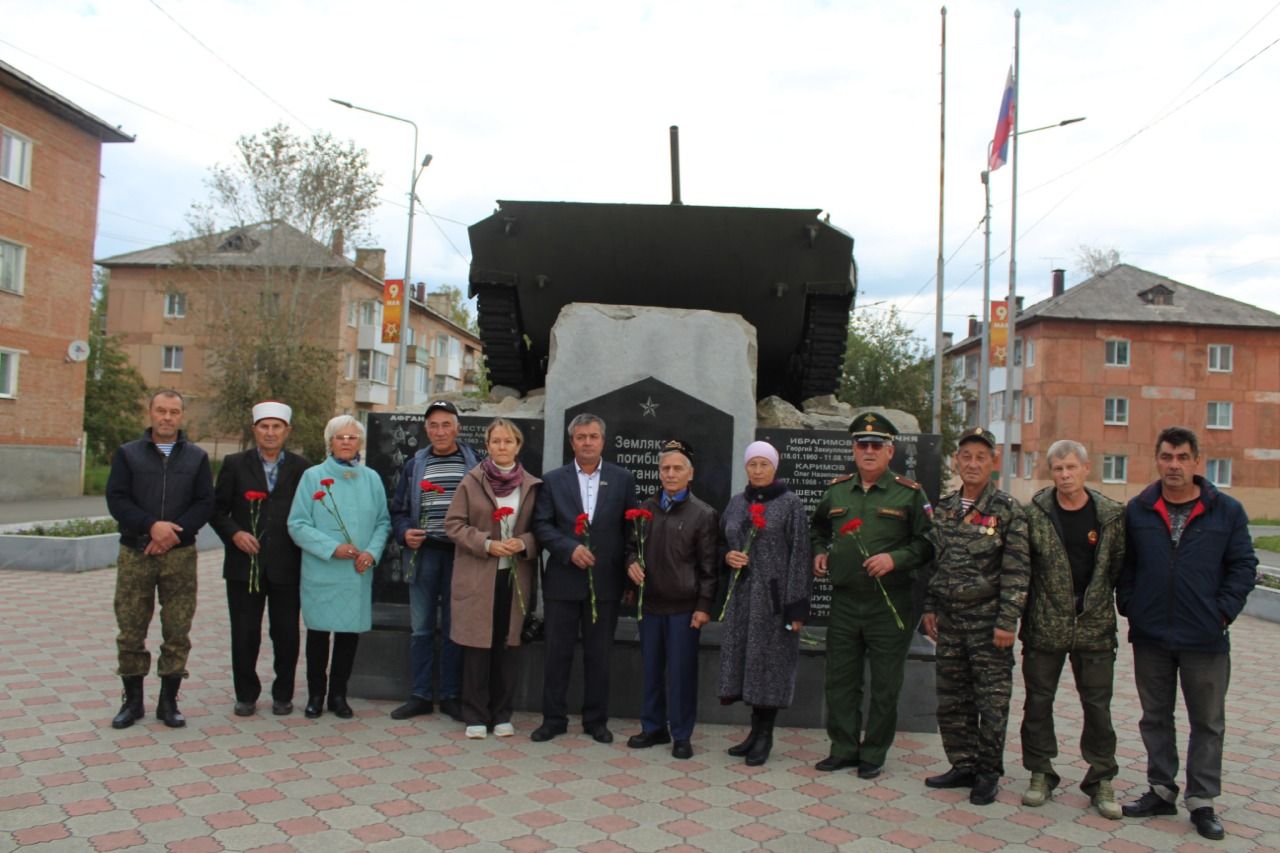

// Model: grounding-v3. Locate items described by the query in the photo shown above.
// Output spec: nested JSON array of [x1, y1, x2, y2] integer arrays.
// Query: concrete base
[[349, 604, 938, 731], [1243, 584, 1280, 623], [0, 523, 225, 572], [0, 444, 82, 500]]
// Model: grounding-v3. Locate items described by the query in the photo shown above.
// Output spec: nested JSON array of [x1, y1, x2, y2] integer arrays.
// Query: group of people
[[104, 390, 1258, 840]]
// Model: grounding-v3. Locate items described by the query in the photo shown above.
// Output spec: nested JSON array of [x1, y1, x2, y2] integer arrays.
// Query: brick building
[[97, 221, 481, 455], [0, 60, 132, 499], [947, 264, 1280, 517]]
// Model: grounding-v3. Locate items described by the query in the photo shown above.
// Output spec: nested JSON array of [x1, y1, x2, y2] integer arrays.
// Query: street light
[[330, 98, 431, 408], [977, 116, 1085, 469]]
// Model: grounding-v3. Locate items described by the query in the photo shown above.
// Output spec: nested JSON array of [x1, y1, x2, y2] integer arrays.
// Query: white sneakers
[[464, 725, 487, 739], [493, 723, 515, 737]]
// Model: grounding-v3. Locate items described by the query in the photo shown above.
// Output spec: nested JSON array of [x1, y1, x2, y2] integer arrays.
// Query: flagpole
[[933, 6, 946, 436], [1001, 9, 1021, 491]]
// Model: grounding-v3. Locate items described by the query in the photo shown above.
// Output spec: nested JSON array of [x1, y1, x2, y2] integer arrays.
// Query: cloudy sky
[[6, 0, 1278, 342]]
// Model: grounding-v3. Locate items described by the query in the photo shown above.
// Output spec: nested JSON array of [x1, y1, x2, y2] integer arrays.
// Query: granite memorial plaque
[[755, 428, 942, 625]]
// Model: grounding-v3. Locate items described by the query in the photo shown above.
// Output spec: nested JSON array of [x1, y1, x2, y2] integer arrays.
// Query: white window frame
[[1025, 339, 1036, 367], [0, 237, 26, 295], [161, 345, 184, 372], [1102, 454, 1128, 484], [358, 350, 389, 384], [1104, 339, 1130, 367], [1024, 395, 1035, 424], [989, 391, 1004, 422], [1023, 451, 1036, 479], [1208, 344, 1233, 373], [1206, 458, 1233, 488], [1207, 401, 1233, 430], [1, 128, 33, 188], [345, 353, 355, 380], [0, 347, 19, 397], [347, 300, 357, 327], [163, 292, 186, 318], [1104, 397, 1129, 426]]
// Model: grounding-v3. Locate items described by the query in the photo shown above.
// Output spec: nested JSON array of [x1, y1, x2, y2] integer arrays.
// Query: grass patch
[[12, 518, 118, 537], [1258, 573, 1280, 591], [1254, 535, 1280, 552], [1251, 518, 1280, 526], [84, 457, 223, 496]]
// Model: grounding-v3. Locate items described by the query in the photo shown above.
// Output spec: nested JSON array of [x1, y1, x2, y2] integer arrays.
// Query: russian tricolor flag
[[988, 66, 1016, 171]]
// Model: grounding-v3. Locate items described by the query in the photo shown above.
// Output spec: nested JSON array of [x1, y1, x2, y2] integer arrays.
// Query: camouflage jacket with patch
[[1020, 486, 1125, 653], [924, 482, 1029, 632]]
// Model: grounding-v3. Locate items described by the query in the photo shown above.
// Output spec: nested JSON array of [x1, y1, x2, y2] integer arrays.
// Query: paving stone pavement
[[2, 550, 1278, 851]]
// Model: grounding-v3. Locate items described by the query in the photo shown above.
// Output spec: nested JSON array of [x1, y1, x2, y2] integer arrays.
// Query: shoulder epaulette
[[893, 475, 921, 490], [829, 473, 855, 486]]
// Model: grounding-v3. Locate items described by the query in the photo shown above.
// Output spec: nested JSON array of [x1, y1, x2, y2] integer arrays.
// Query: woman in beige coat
[[445, 417, 541, 739]]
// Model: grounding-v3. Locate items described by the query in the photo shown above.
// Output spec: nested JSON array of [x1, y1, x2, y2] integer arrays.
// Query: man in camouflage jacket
[[1018, 440, 1125, 819], [922, 427, 1029, 805]]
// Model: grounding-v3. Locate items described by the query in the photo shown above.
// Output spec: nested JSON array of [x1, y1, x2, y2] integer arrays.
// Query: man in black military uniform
[[922, 426, 1029, 805], [810, 411, 933, 779]]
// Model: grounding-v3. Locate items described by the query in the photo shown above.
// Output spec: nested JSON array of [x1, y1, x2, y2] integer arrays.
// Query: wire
[[147, 0, 313, 131]]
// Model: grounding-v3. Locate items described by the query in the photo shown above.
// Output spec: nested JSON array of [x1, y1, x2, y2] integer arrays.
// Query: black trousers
[[542, 598, 619, 730], [305, 630, 358, 699], [461, 569, 516, 727], [226, 577, 300, 703]]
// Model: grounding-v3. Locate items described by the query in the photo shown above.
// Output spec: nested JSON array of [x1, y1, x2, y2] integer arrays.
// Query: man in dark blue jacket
[[106, 389, 215, 729], [1117, 426, 1257, 840], [530, 413, 637, 744]]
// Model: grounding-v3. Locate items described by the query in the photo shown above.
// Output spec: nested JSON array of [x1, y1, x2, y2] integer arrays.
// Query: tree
[[431, 284, 478, 334], [1074, 244, 1121, 278], [187, 124, 383, 460], [83, 269, 147, 462], [837, 307, 967, 454]]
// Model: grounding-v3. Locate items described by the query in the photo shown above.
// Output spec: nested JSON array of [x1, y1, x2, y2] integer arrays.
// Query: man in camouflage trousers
[[922, 427, 1029, 805], [1018, 440, 1125, 819], [106, 390, 215, 729]]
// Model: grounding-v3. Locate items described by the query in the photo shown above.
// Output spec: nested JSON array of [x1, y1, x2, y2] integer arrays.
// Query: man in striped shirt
[[389, 401, 481, 722]]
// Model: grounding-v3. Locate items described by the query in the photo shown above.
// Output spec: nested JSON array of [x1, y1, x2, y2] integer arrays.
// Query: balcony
[[357, 323, 395, 355], [354, 380, 390, 405], [406, 345, 429, 366]]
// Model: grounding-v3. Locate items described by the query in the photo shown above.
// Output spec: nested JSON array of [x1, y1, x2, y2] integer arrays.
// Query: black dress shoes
[[531, 722, 567, 742], [272, 700, 293, 716], [233, 701, 256, 717], [857, 762, 883, 780], [672, 740, 693, 759], [304, 696, 324, 718], [390, 696, 433, 720], [438, 697, 464, 722], [585, 725, 614, 744], [926, 766, 976, 788], [1122, 789, 1178, 818], [327, 696, 353, 718], [815, 755, 859, 772], [627, 729, 672, 749], [1190, 807, 1225, 840], [970, 773, 1000, 805]]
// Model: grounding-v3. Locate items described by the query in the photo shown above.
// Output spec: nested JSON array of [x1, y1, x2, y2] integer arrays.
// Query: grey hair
[[1046, 439, 1088, 466], [324, 415, 366, 460], [566, 413, 606, 437]]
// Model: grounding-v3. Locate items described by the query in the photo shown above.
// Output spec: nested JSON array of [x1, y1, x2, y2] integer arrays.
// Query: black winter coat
[[211, 449, 309, 585], [106, 429, 214, 549]]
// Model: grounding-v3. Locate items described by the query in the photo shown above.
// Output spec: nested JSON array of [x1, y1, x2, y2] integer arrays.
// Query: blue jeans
[[409, 547, 462, 700], [639, 611, 701, 741]]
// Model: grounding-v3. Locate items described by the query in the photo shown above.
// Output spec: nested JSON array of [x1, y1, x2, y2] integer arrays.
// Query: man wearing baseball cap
[[388, 400, 481, 722], [922, 426, 1029, 805], [211, 401, 309, 716]]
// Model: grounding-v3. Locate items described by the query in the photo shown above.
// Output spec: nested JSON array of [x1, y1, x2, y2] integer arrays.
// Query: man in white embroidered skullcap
[[210, 401, 310, 717]]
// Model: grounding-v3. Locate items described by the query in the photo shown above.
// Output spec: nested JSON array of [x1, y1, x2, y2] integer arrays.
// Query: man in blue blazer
[[531, 413, 638, 743], [211, 401, 309, 717]]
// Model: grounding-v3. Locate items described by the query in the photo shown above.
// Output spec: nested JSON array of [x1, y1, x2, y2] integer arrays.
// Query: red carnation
[[839, 518, 863, 536], [574, 512, 589, 537], [420, 479, 445, 494], [312, 490, 327, 501], [244, 490, 268, 502], [320, 478, 335, 487], [492, 507, 515, 522]]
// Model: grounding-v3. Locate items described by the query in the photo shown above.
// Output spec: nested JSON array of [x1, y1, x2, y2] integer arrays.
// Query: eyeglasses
[[333, 434, 362, 442]]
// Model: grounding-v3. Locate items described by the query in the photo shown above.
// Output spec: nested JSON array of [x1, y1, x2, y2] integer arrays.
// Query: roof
[[0, 59, 133, 144], [97, 220, 380, 285], [947, 263, 1280, 353]]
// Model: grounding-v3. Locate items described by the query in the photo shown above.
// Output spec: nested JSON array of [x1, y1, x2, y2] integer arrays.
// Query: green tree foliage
[[837, 307, 967, 454], [189, 124, 382, 460], [83, 270, 147, 462], [431, 284, 477, 334]]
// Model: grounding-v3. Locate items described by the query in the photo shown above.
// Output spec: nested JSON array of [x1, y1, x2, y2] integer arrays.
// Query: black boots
[[111, 675, 145, 729], [727, 710, 762, 757], [745, 709, 776, 766], [156, 675, 186, 728]]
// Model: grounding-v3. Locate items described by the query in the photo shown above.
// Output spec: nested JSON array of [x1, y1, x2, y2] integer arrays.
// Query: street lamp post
[[330, 98, 431, 408]]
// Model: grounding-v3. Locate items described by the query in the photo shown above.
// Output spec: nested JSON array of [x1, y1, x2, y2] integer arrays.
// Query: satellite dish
[[67, 340, 91, 362]]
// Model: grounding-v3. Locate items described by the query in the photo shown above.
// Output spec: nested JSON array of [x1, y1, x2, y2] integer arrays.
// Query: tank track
[[794, 292, 854, 402], [474, 284, 531, 392]]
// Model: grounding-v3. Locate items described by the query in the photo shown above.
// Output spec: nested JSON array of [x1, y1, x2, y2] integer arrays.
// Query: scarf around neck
[[481, 457, 524, 497]]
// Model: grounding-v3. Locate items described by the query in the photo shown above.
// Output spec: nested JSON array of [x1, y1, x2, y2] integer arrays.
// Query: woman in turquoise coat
[[287, 415, 390, 719]]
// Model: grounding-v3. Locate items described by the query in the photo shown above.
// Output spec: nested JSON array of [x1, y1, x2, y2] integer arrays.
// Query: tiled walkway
[[2, 551, 1278, 851]]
